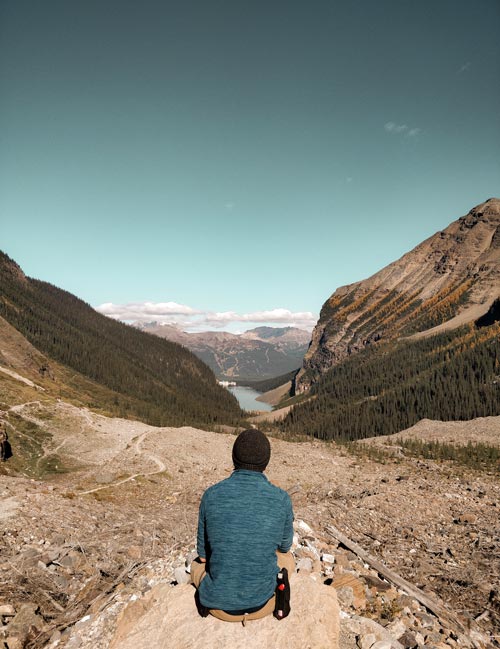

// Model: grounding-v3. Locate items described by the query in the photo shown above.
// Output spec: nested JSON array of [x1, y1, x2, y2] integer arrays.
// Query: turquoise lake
[[228, 386, 273, 412]]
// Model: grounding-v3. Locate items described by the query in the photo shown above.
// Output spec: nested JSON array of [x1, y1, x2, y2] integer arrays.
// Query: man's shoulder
[[201, 476, 233, 500], [265, 480, 291, 502], [255, 477, 292, 509]]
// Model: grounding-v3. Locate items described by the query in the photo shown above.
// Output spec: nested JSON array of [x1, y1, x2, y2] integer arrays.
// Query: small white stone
[[304, 540, 320, 559], [296, 520, 313, 534], [174, 566, 190, 584], [321, 553, 335, 564]]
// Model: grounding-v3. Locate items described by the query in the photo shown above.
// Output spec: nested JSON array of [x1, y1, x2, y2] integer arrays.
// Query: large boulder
[[110, 573, 339, 649]]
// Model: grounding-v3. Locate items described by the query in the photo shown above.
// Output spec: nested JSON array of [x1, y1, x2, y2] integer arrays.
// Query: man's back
[[197, 468, 293, 612]]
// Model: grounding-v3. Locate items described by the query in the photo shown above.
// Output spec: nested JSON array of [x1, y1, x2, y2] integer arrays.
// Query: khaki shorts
[[191, 551, 295, 622]]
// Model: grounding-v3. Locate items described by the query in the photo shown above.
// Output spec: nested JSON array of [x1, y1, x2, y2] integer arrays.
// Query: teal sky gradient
[[1, 1, 499, 330]]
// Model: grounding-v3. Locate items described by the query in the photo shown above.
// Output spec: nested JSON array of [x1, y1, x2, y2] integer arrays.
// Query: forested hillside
[[0, 252, 242, 427], [280, 322, 500, 441]]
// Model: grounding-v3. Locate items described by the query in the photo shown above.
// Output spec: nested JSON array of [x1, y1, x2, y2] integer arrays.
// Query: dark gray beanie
[[232, 429, 271, 472]]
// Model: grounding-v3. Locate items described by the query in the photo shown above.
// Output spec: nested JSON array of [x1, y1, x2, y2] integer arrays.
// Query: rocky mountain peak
[[295, 199, 500, 393], [242, 326, 294, 339], [241, 326, 311, 345], [469, 196, 500, 216], [457, 198, 500, 231]]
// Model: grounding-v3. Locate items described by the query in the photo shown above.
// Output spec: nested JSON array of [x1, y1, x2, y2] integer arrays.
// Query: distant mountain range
[[295, 198, 500, 393], [0, 252, 242, 428], [134, 324, 311, 381]]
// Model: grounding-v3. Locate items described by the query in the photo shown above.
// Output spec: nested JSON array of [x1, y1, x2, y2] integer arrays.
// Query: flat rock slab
[[110, 573, 339, 649]]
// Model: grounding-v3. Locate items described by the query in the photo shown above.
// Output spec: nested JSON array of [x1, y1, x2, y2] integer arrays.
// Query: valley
[[1, 198, 499, 648]]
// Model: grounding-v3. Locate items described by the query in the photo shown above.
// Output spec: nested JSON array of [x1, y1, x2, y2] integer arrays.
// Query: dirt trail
[[6, 401, 64, 473], [0, 365, 45, 390], [8, 400, 43, 413], [78, 430, 166, 495], [133, 431, 166, 472]]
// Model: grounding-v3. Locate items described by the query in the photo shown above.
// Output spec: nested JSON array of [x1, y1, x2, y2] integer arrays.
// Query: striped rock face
[[295, 198, 500, 393]]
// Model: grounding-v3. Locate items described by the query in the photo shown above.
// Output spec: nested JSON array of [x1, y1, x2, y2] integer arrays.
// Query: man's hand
[[199, 557, 206, 563]]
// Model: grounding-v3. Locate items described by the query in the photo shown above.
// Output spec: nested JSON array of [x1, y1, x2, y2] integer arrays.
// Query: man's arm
[[278, 493, 294, 553]]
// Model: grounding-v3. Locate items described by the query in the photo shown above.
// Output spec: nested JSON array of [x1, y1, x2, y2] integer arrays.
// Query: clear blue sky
[[1, 1, 499, 331]]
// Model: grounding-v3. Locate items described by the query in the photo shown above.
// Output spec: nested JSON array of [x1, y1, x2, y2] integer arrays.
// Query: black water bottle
[[273, 567, 291, 620]]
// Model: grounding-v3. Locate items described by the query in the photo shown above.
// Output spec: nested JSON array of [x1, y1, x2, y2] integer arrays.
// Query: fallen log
[[325, 523, 466, 634]]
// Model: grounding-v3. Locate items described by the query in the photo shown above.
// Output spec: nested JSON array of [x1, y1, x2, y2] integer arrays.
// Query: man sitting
[[191, 428, 295, 621]]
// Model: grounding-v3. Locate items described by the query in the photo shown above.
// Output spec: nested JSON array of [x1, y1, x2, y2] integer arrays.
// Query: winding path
[[6, 400, 167, 495], [6, 401, 67, 472], [78, 430, 166, 496]]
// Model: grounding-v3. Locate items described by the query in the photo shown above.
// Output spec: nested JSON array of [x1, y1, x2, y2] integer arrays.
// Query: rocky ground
[[0, 402, 499, 648]]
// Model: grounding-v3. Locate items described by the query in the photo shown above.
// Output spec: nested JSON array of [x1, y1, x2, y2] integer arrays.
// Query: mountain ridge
[[295, 198, 500, 393], [136, 323, 311, 381], [0, 251, 242, 428]]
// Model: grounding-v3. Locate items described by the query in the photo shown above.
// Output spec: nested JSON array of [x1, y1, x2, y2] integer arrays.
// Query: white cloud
[[96, 301, 201, 323], [204, 308, 317, 328], [458, 61, 471, 74], [384, 122, 408, 134], [384, 122, 421, 138], [95, 302, 318, 332]]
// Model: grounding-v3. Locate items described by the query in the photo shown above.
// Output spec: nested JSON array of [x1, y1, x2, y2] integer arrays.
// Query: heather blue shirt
[[196, 469, 294, 611]]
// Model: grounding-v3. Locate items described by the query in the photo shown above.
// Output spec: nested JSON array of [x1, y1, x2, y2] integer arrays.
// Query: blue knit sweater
[[196, 469, 294, 611]]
